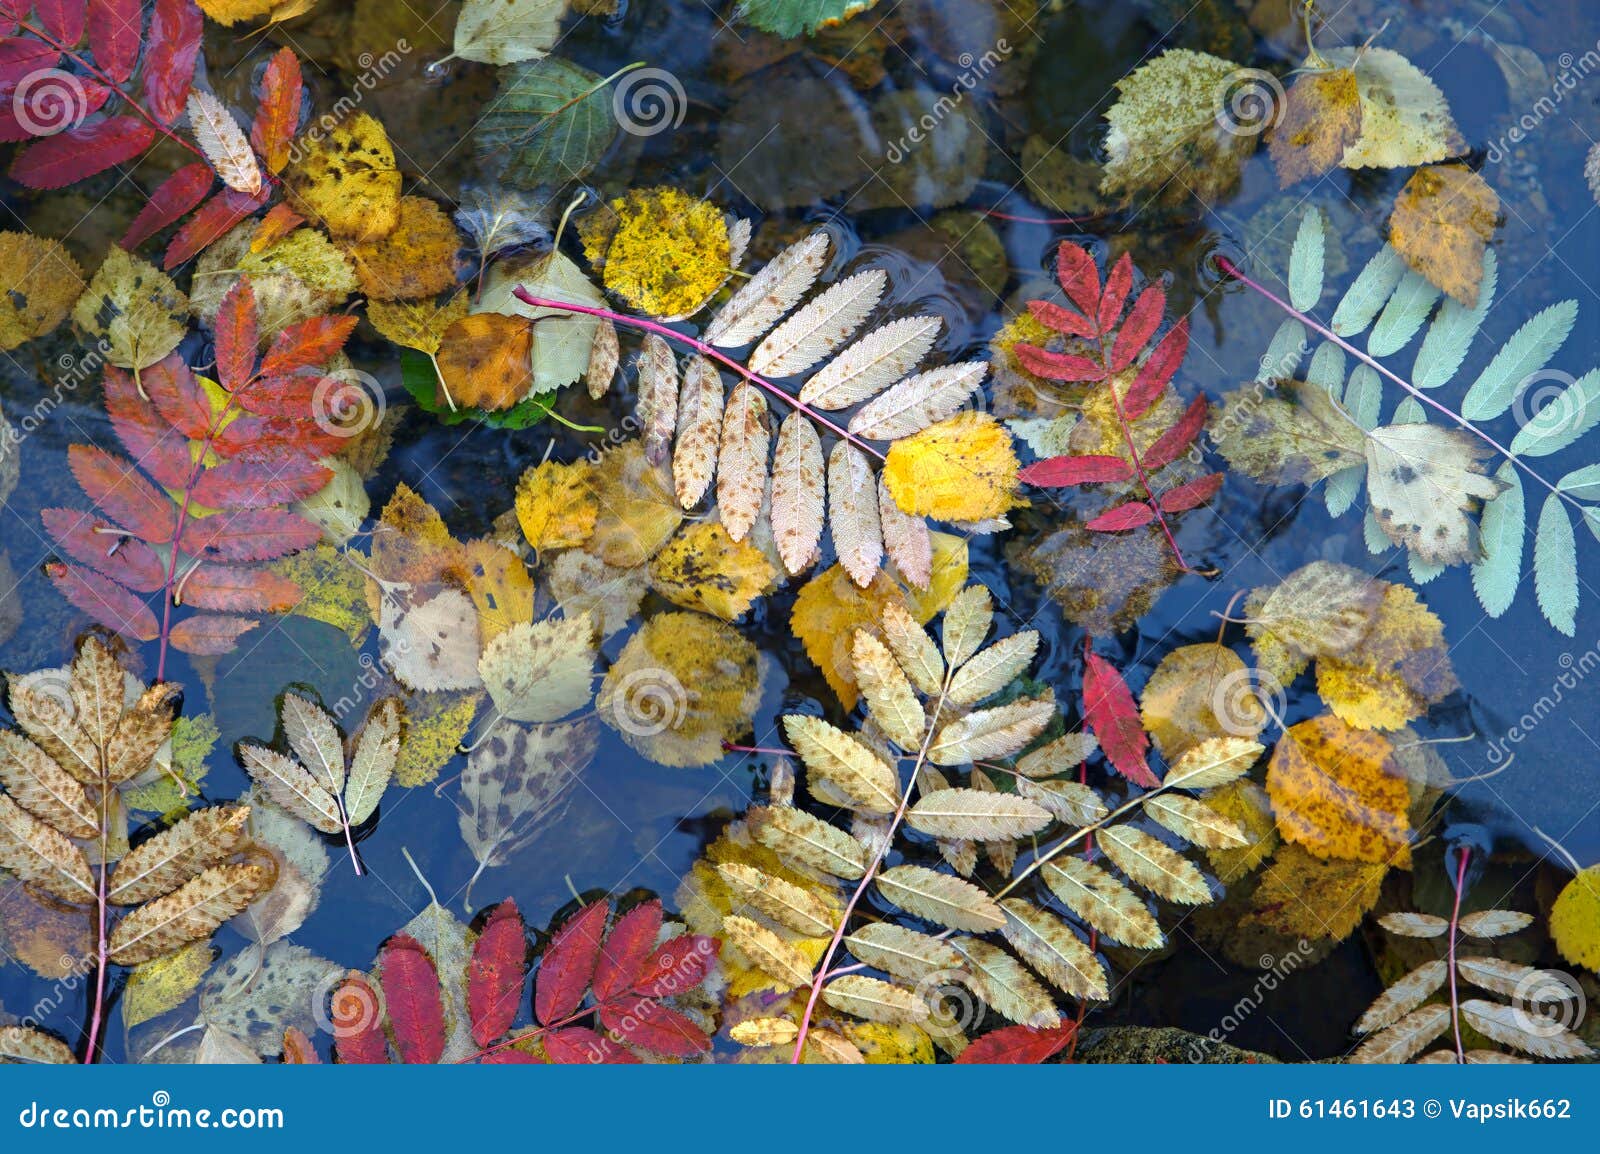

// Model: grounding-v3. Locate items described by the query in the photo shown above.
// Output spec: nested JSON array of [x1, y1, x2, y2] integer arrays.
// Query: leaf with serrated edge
[[721, 914, 813, 989], [730, 1017, 800, 1047], [947, 631, 1039, 707], [716, 863, 835, 937], [783, 715, 899, 814], [1355, 960, 1448, 1034], [907, 789, 1052, 841], [1098, 826, 1210, 904], [955, 938, 1060, 1027], [0, 792, 96, 903], [751, 269, 885, 377], [800, 316, 942, 409], [828, 441, 883, 587], [880, 601, 943, 695], [1043, 856, 1161, 948], [927, 697, 1054, 765], [1001, 900, 1108, 1001], [821, 975, 930, 1025], [1455, 957, 1540, 999], [844, 923, 962, 982], [753, 805, 870, 879], [717, 382, 770, 541], [238, 744, 341, 834], [1164, 736, 1262, 790], [1351, 1004, 1451, 1063], [1016, 778, 1107, 825], [109, 805, 250, 905], [1379, 911, 1450, 938], [108, 863, 272, 966], [637, 333, 678, 465], [941, 586, 992, 669], [1460, 999, 1593, 1060], [0, 730, 96, 839], [849, 363, 987, 440], [851, 630, 925, 749], [344, 698, 402, 826], [1457, 910, 1533, 939], [281, 693, 345, 797], [875, 864, 1004, 931], [1015, 732, 1098, 778], [706, 231, 830, 347], [770, 412, 824, 574], [1142, 794, 1247, 849]]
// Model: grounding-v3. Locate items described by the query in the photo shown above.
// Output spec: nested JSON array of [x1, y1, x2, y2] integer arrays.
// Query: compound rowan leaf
[[124, 163, 215, 249]]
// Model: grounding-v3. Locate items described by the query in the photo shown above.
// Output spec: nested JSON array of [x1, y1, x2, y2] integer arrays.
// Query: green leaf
[[1508, 368, 1600, 458], [1534, 490, 1578, 635], [1414, 249, 1496, 389], [402, 348, 557, 429], [1259, 318, 1306, 381], [1288, 210, 1324, 312], [1557, 463, 1600, 501], [1460, 300, 1578, 421], [737, 0, 879, 37], [1471, 463, 1524, 618], [1332, 245, 1405, 337], [1325, 364, 1379, 518], [1367, 269, 1439, 358], [479, 58, 618, 190]]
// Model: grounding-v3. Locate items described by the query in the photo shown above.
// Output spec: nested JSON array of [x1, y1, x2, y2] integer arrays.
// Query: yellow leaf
[[1388, 164, 1499, 306], [393, 691, 483, 787], [1138, 642, 1264, 761], [1550, 866, 1600, 972], [578, 186, 733, 319], [1314, 584, 1458, 731], [844, 1020, 935, 1064], [435, 313, 534, 412], [369, 483, 460, 585], [514, 460, 597, 554], [0, 231, 83, 351], [596, 611, 762, 767], [343, 195, 463, 301], [1268, 69, 1362, 187], [196, 0, 279, 24], [284, 112, 402, 241], [271, 543, 372, 645], [649, 521, 776, 620], [368, 290, 470, 355], [1244, 842, 1387, 941], [1243, 561, 1385, 690], [71, 247, 188, 371], [189, 223, 358, 337], [123, 941, 215, 1028], [1266, 715, 1411, 866], [460, 539, 536, 645], [882, 412, 1020, 523], [588, 442, 684, 568], [1200, 779, 1279, 883]]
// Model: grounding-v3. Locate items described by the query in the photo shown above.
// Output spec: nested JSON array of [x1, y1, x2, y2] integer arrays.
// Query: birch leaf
[[479, 615, 596, 724], [71, 247, 188, 372], [451, 0, 562, 65], [1364, 423, 1506, 564], [459, 719, 598, 882], [1325, 46, 1466, 170]]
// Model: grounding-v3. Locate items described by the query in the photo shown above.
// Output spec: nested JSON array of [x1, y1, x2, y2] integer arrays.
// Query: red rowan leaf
[[104, 367, 192, 488], [544, 1027, 639, 1065], [67, 444, 176, 542], [178, 565, 300, 612], [331, 972, 388, 1064], [1157, 472, 1223, 513], [598, 996, 710, 1058], [235, 374, 321, 417], [631, 934, 719, 998], [142, 351, 213, 439], [88, 0, 141, 83], [1082, 651, 1157, 787], [177, 508, 320, 562], [1026, 299, 1096, 339], [593, 899, 661, 1002], [10, 117, 156, 189], [480, 1050, 541, 1064], [42, 509, 166, 592], [0, 39, 59, 88], [1, 76, 110, 143], [163, 186, 268, 269], [45, 562, 159, 641], [1085, 500, 1156, 531], [469, 899, 527, 1047], [142, 0, 203, 124], [212, 414, 345, 462], [250, 46, 301, 175], [167, 614, 257, 655], [1019, 455, 1133, 487], [33, 0, 84, 42], [1110, 283, 1166, 372], [250, 202, 303, 251], [260, 314, 358, 377], [1013, 343, 1105, 383], [190, 457, 332, 509], [1142, 394, 1207, 471], [534, 900, 607, 1025], [123, 163, 213, 249], [1125, 317, 1189, 420], [955, 1022, 1077, 1064], [1096, 253, 1133, 335], [214, 280, 257, 391], [1055, 243, 1100, 315], [379, 934, 445, 1065], [281, 1026, 320, 1064]]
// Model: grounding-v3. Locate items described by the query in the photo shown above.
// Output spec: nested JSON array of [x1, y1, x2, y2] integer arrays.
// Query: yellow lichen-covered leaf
[[342, 195, 462, 301], [579, 186, 733, 319], [1243, 561, 1385, 687], [478, 614, 596, 724], [0, 231, 83, 351], [1199, 779, 1278, 883], [195, 0, 277, 25], [1314, 584, 1458, 731], [722, 914, 814, 990], [107, 863, 273, 966], [283, 112, 402, 241], [369, 291, 471, 355], [393, 691, 482, 787], [1244, 842, 1388, 941], [782, 714, 900, 815], [1139, 642, 1265, 760], [1324, 46, 1466, 170], [1042, 856, 1161, 949], [875, 864, 1005, 932], [596, 611, 761, 768], [1388, 164, 1498, 306], [843, 1020, 935, 1065], [822, 975, 930, 1025], [122, 941, 216, 1028], [1266, 714, 1411, 865], [272, 544, 371, 645], [882, 412, 1020, 522], [588, 442, 684, 568], [851, 630, 925, 749], [649, 521, 776, 620], [514, 459, 596, 554], [71, 247, 188, 371], [1267, 68, 1361, 187], [1549, 866, 1600, 972]]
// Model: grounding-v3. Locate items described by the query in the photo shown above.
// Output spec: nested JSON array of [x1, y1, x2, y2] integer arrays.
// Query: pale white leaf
[[705, 231, 830, 347], [750, 269, 886, 377]]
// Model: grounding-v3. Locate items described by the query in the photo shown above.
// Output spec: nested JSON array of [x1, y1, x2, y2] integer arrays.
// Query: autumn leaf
[[1139, 643, 1265, 761], [1315, 584, 1459, 731], [283, 112, 402, 241], [344, 195, 463, 302], [0, 231, 83, 350], [435, 313, 534, 412], [882, 411, 1021, 522], [1268, 68, 1362, 186], [579, 186, 734, 320], [1265, 715, 1411, 866], [649, 521, 777, 620], [1388, 164, 1499, 306], [1082, 651, 1157, 788]]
